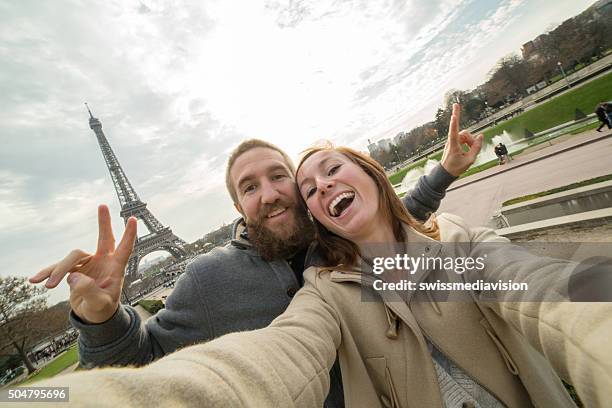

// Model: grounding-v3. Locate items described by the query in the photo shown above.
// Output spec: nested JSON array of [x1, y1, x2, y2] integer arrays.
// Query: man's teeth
[[329, 192, 355, 217], [266, 208, 287, 218]]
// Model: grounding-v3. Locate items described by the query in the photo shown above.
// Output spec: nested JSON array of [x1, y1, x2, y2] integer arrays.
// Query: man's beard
[[247, 202, 315, 261]]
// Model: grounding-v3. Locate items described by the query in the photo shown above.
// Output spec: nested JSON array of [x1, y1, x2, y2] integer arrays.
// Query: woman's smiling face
[[297, 150, 385, 244]]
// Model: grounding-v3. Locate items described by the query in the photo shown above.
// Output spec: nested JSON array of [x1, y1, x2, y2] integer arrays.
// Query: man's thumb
[[67, 272, 96, 294]]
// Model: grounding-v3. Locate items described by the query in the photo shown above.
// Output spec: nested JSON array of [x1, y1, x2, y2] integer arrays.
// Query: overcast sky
[[0, 0, 595, 305]]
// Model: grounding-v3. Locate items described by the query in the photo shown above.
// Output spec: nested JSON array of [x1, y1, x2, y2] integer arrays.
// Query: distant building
[[393, 132, 406, 145], [521, 41, 536, 59], [367, 137, 395, 156], [521, 34, 546, 63], [377, 138, 392, 151], [367, 138, 379, 156]]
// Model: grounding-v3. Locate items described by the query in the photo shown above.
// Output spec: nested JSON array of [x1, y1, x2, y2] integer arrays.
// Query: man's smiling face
[[231, 147, 299, 238], [230, 147, 314, 260]]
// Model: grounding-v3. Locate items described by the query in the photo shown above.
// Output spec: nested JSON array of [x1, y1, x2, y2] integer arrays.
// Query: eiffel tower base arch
[[121, 228, 188, 304]]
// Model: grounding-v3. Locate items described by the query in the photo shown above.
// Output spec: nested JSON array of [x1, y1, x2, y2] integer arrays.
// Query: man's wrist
[[69, 305, 135, 348], [73, 303, 120, 326], [440, 159, 462, 177], [428, 163, 458, 193]]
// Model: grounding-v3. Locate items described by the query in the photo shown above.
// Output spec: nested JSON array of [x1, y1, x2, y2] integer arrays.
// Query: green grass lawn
[[389, 158, 427, 185], [20, 344, 79, 385], [482, 72, 612, 142], [389, 151, 443, 185], [502, 173, 612, 206], [138, 299, 165, 314]]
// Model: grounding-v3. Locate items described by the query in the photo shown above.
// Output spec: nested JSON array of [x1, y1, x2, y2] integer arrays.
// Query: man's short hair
[[225, 139, 296, 204]]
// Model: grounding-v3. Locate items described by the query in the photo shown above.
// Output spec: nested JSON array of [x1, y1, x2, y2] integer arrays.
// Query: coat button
[[380, 395, 392, 408], [287, 287, 298, 297]]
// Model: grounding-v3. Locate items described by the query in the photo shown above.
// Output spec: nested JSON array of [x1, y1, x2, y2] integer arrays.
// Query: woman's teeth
[[329, 192, 355, 217]]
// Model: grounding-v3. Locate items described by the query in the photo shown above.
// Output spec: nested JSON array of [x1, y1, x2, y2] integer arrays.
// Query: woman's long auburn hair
[[296, 144, 440, 267]]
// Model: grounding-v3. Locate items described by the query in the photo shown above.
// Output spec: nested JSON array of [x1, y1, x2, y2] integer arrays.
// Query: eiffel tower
[[85, 104, 188, 288]]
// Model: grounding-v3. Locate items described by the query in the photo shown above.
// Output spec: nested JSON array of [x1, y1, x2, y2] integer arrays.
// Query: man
[[595, 102, 612, 132], [495, 142, 511, 165], [499, 142, 511, 163], [31, 132, 482, 406]]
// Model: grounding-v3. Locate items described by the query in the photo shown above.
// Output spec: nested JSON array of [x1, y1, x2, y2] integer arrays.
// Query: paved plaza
[[438, 130, 612, 227]]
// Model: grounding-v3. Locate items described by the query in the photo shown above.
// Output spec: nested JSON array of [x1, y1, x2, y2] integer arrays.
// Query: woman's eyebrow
[[298, 176, 311, 191], [298, 157, 331, 190]]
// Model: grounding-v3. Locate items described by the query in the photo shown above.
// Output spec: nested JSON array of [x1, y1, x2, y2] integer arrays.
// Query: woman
[[38, 108, 612, 407], [290, 144, 575, 408]]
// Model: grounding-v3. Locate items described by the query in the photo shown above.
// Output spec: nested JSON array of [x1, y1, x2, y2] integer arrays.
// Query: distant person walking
[[595, 102, 612, 132]]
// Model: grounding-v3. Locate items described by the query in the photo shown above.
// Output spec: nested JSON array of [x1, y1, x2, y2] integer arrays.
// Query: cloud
[[0, 171, 37, 232], [333, 0, 531, 145], [0, 170, 113, 236]]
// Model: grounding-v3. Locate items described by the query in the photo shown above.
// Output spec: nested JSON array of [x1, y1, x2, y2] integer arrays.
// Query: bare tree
[[0, 276, 47, 374], [462, 89, 486, 124], [434, 108, 452, 139], [36, 301, 71, 338], [584, 18, 612, 59], [483, 54, 531, 105], [496, 54, 530, 96], [531, 6, 612, 82]]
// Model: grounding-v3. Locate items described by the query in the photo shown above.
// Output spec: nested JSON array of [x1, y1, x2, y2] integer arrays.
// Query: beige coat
[[33, 214, 612, 407]]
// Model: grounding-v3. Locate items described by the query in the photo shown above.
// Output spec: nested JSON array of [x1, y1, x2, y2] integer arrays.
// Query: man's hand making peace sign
[[30, 205, 137, 324], [441, 103, 484, 176]]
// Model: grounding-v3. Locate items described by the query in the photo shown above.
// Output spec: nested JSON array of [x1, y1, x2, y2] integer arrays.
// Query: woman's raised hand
[[441, 103, 484, 177], [30, 205, 137, 323]]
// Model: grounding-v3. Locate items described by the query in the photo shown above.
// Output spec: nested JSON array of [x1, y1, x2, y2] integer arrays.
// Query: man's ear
[[234, 202, 244, 216]]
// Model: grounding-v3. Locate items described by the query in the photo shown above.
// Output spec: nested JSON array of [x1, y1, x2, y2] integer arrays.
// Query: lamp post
[[393, 146, 401, 164], [557, 61, 571, 88], [485, 100, 496, 125]]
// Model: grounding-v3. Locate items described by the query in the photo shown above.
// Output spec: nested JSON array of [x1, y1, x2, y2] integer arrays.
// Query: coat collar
[[325, 222, 444, 304], [317, 223, 445, 348]]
